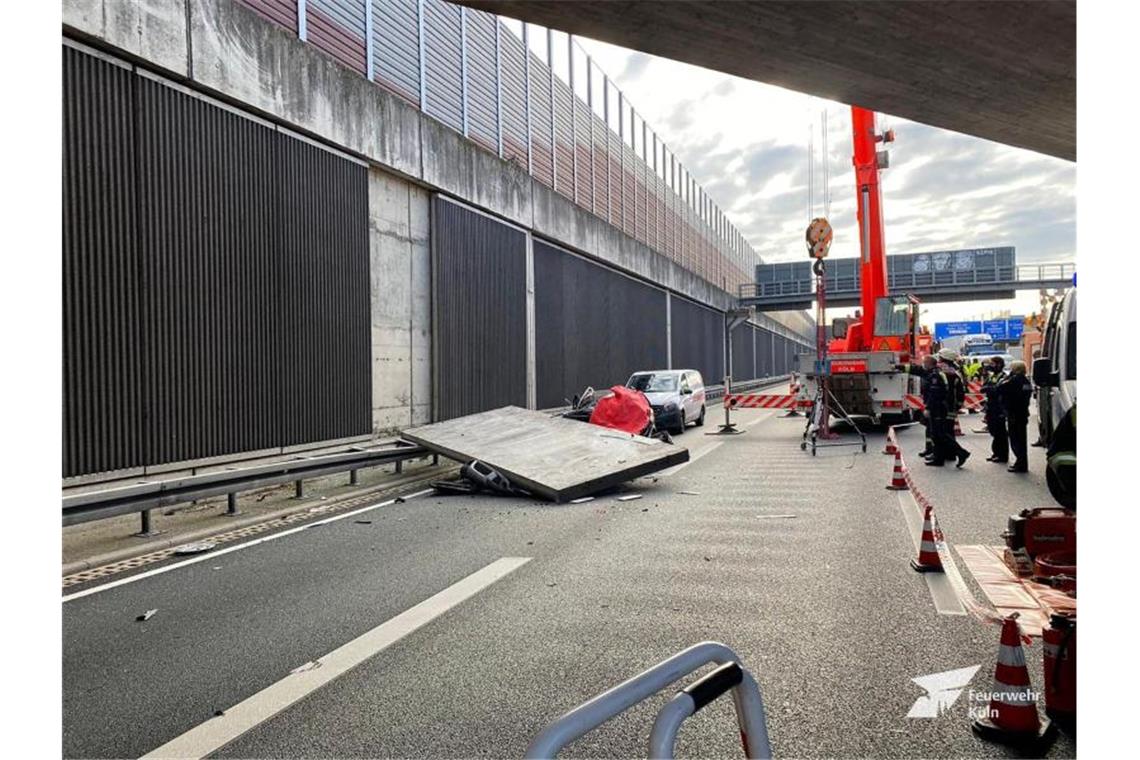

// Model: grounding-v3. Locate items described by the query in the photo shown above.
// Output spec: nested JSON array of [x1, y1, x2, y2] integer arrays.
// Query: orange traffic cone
[[883, 431, 897, 455], [885, 450, 908, 490], [910, 504, 944, 572], [954, 418, 964, 436], [972, 614, 1055, 746]]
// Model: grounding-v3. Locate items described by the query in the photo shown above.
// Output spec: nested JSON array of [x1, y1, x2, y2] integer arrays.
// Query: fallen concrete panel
[[402, 407, 689, 502]]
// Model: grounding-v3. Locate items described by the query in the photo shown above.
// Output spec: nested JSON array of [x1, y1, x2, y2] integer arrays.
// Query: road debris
[[136, 609, 157, 622], [290, 660, 322, 674], [617, 494, 643, 502], [173, 541, 217, 555], [757, 514, 798, 519], [570, 496, 595, 504], [403, 406, 687, 502], [354, 520, 373, 525], [677, 490, 700, 496], [430, 479, 479, 496]]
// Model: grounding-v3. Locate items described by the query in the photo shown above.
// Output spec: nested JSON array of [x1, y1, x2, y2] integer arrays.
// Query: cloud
[[573, 38, 1075, 293], [619, 52, 653, 82]]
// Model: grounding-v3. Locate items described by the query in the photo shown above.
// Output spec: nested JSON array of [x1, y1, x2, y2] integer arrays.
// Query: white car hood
[[641, 391, 680, 406]]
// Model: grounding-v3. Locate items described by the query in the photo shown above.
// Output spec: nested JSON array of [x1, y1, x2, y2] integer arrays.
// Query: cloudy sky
[[575, 38, 1076, 325]]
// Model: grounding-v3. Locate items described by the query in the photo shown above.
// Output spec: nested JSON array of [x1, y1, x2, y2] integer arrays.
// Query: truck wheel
[[1046, 466, 1076, 509], [696, 405, 706, 427]]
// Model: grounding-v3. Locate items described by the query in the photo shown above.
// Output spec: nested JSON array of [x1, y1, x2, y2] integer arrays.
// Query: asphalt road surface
[[63, 406, 1075, 759]]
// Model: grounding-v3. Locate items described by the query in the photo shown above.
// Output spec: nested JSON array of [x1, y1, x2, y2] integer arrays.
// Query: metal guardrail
[[525, 641, 771, 759], [63, 378, 791, 533], [62, 441, 432, 532]]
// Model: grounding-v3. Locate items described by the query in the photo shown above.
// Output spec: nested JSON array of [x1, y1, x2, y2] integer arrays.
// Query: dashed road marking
[[140, 556, 532, 759]]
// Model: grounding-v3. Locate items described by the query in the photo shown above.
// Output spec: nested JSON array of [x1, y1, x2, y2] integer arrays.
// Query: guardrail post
[[396, 460, 404, 474], [134, 509, 161, 538], [295, 480, 304, 499], [349, 469, 359, 486], [225, 492, 241, 516], [432, 453, 439, 466]]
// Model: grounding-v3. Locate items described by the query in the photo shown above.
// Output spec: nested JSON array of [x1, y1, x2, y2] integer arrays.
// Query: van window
[[1065, 321, 1076, 379], [1045, 301, 1063, 368]]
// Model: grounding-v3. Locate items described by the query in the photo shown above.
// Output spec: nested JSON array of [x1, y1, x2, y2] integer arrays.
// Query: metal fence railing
[[741, 260, 1075, 301], [240, 0, 760, 292], [1015, 262, 1076, 283]]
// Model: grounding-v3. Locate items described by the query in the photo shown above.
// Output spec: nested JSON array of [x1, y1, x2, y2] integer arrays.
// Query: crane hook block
[[806, 217, 833, 259]]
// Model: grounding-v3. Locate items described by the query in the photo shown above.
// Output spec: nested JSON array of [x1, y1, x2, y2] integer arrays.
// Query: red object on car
[[589, 386, 653, 435]]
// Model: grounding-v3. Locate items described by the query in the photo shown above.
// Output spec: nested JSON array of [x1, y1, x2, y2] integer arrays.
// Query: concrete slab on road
[[402, 405, 689, 502]]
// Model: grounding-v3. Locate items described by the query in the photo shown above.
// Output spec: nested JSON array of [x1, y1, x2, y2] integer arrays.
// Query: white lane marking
[[658, 439, 723, 476], [896, 492, 965, 616], [63, 489, 436, 603], [141, 556, 531, 760]]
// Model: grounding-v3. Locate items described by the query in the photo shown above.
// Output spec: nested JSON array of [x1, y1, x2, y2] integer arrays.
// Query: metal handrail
[[525, 641, 771, 759], [62, 442, 431, 529], [742, 261, 1075, 301]]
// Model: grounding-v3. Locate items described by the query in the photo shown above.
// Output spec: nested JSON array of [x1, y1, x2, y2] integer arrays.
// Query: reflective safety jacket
[[940, 363, 967, 418]]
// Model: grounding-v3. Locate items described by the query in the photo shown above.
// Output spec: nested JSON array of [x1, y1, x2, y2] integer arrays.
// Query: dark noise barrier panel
[[756, 326, 774, 378], [670, 297, 726, 386], [432, 197, 529, 420], [533, 240, 668, 409], [774, 334, 789, 376], [63, 46, 370, 477], [731, 322, 757, 382]]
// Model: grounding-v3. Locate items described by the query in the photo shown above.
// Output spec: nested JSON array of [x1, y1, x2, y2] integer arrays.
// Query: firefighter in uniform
[[937, 349, 971, 468], [896, 354, 957, 466], [1000, 360, 1034, 472], [897, 355, 937, 458], [982, 356, 1009, 462]]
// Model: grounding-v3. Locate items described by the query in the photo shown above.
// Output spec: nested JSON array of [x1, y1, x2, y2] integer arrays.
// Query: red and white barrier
[[723, 393, 803, 409], [904, 394, 985, 412]]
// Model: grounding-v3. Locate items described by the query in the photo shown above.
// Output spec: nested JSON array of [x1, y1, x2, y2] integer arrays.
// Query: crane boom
[[851, 106, 892, 350]]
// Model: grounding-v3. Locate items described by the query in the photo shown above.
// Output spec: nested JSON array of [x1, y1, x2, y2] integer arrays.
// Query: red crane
[[799, 106, 929, 427]]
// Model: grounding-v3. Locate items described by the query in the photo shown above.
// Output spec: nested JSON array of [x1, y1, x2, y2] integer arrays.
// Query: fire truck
[[795, 107, 931, 424]]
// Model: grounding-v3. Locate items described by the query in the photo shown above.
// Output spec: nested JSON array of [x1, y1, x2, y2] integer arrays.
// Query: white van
[[1033, 287, 1076, 506], [626, 369, 706, 435]]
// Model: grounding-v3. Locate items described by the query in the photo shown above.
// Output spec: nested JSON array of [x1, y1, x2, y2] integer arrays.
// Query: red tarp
[[589, 386, 652, 435]]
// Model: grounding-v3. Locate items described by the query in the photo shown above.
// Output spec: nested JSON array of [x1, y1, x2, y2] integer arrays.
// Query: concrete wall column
[[525, 232, 537, 409], [369, 167, 431, 432]]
